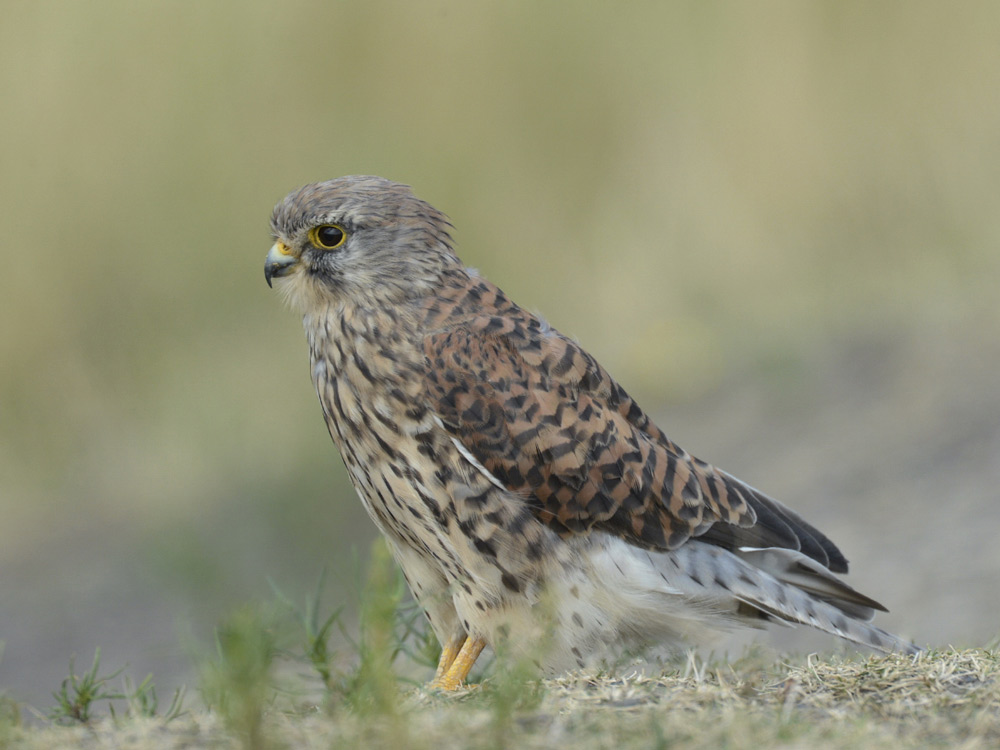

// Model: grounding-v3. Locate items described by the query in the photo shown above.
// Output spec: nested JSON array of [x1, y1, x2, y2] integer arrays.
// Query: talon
[[428, 636, 486, 691], [432, 632, 466, 683]]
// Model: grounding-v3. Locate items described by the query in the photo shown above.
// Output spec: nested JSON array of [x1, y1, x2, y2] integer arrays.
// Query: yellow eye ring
[[309, 224, 347, 250]]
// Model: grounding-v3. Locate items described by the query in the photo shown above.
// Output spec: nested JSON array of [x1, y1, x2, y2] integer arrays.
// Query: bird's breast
[[300, 303, 555, 609]]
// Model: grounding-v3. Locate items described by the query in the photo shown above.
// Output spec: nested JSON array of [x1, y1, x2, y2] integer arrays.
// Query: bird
[[264, 176, 916, 690]]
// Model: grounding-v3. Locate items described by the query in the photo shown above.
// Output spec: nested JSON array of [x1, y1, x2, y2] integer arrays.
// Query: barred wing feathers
[[422, 307, 850, 576]]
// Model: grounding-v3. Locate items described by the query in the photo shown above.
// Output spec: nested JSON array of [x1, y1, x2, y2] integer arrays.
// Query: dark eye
[[309, 224, 347, 249]]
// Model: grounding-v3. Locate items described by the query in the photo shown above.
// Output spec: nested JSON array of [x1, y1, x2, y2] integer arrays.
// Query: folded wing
[[422, 312, 850, 575]]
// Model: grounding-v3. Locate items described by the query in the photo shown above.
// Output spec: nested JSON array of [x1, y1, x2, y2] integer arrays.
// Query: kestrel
[[265, 176, 916, 690]]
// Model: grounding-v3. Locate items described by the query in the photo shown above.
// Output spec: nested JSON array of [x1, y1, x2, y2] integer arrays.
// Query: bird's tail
[[664, 543, 919, 655]]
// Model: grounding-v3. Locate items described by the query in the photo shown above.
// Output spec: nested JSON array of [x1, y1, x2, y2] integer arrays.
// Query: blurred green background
[[2, 0, 999, 708]]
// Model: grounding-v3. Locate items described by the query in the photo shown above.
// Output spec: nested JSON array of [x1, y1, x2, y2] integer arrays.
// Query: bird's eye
[[309, 224, 347, 250]]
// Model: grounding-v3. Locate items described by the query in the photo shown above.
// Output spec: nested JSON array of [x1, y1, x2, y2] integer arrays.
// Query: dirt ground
[[5, 649, 998, 749]]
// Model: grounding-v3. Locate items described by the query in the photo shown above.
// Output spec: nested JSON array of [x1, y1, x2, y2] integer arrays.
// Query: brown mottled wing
[[423, 315, 849, 572]]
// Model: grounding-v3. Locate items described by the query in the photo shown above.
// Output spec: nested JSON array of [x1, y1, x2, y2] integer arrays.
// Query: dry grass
[[5, 649, 996, 750]]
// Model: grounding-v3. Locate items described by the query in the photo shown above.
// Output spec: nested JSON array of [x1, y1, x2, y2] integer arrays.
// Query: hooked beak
[[264, 241, 299, 287]]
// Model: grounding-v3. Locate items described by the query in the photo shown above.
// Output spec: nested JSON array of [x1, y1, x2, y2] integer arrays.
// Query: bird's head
[[265, 176, 459, 312]]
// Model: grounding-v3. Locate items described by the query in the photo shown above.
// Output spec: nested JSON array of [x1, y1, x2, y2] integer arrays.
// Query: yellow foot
[[428, 636, 486, 691], [432, 632, 466, 683]]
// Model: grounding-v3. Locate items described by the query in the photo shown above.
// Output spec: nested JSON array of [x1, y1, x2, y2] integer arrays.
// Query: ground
[[4, 649, 997, 749]]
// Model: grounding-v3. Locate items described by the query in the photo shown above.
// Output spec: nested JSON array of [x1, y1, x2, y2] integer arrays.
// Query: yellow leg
[[428, 636, 486, 691], [432, 632, 466, 683]]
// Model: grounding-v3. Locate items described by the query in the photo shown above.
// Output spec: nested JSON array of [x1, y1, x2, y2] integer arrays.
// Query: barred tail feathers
[[652, 543, 918, 655]]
